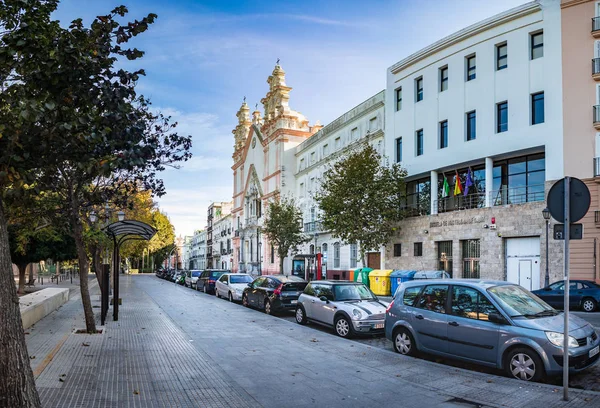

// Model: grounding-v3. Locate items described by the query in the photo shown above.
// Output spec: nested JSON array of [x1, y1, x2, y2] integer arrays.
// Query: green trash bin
[[353, 267, 373, 287]]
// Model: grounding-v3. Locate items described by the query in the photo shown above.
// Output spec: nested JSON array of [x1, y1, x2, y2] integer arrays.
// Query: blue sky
[[54, 0, 526, 237]]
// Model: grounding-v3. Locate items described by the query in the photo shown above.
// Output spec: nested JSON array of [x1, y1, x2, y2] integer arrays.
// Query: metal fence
[[489, 184, 545, 206]]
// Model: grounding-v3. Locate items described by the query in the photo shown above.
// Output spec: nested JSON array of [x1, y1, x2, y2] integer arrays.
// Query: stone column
[[485, 157, 493, 207], [430, 170, 438, 215]]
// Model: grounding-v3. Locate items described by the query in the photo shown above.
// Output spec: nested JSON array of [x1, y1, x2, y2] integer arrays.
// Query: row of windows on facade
[[299, 117, 379, 172], [395, 32, 543, 110], [394, 92, 544, 161], [393, 239, 481, 279]]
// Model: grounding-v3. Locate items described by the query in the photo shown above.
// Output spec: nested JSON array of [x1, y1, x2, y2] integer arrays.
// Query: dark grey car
[[385, 279, 600, 381]]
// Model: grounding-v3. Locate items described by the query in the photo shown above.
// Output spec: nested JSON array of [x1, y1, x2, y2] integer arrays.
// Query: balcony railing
[[595, 106, 600, 129], [593, 17, 600, 35], [490, 184, 545, 206], [434, 193, 486, 214], [595, 210, 600, 224], [304, 221, 323, 233], [593, 59, 600, 78], [400, 200, 430, 217]]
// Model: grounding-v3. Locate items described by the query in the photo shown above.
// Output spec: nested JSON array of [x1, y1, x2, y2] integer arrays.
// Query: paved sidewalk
[[26, 275, 600, 408]]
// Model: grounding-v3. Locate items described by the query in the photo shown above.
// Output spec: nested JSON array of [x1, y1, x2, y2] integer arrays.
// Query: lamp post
[[542, 207, 550, 288]]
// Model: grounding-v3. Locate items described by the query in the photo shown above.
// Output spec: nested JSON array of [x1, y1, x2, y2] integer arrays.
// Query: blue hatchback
[[385, 279, 600, 381], [532, 280, 600, 313]]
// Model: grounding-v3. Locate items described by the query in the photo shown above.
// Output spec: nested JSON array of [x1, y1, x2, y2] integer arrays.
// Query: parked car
[[242, 275, 307, 315], [185, 270, 202, 289], [386, 279, 600, 381], [295, 281, 387, 338], [532, 280, 600, 312], [215, 273, 254, 302], [173, 270, 185, 285], [197, 269, 229, 294]]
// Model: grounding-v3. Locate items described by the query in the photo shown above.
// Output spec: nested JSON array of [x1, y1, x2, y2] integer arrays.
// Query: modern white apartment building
[[213, 213, 233, 270], [384, 0, 564, 289], [295, 91, 385, 279], [190, 229, 207, 270]]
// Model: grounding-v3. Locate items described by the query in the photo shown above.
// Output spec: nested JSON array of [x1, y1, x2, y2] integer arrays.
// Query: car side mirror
[[544, 287, 552, 291], [247, 283, 252, 288], [488, 312, 508, 325], [319, 296, 330, 303], [223, 282, 228, 286]]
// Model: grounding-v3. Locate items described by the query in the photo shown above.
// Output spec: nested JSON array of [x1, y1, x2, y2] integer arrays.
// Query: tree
[[262, 197, 310, 274], [315, 143, 407, 265]]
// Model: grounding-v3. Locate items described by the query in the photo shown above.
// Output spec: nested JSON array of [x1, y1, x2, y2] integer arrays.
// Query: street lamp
[[542, 207, 551, 288]]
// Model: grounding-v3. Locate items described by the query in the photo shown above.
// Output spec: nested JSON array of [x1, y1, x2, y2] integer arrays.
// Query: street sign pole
[[563, 177, 570, 402]]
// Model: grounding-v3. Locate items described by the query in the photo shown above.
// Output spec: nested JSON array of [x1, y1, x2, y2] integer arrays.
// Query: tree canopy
[[315, 143, 407, 264]]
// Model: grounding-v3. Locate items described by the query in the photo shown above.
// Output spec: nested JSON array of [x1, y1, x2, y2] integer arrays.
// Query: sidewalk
[[26, 275, 600, 408]]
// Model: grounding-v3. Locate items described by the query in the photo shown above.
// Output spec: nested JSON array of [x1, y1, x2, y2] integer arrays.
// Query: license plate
[[290, 300, 297, 304], [590, 345, 599, 358], [374, 323, 384, 329]]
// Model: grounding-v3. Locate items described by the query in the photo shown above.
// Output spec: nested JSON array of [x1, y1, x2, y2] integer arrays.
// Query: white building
[[295, 90, 386, 279], [213, 213, 233, 270], [190, 230, 207, 270], [383, 0, 564, 289], [182, 236, 193, 270]]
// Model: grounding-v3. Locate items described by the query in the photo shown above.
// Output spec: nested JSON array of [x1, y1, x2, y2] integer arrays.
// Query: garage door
[[506, 237, 541, 291]]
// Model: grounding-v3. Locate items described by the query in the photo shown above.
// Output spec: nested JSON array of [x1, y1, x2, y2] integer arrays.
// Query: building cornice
[[295, 90, 385, 155], [389, 1, 540, 75], [561, 0, 593, 9]]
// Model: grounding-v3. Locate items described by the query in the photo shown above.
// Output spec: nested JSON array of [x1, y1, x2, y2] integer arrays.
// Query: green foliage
[[9, 225, 76, 266], [315, 143, 407, 262], [262, 197, 310, 273]]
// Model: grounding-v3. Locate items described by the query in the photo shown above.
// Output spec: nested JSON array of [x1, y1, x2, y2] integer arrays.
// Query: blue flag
[[464, 168, 474, 196]]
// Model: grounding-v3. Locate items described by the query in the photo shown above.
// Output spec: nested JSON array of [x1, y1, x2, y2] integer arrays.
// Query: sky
[[53, 0, 526, 237]]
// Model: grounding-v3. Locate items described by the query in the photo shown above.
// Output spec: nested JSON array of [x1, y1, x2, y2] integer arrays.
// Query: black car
[[197, 269, 228, 294], [242, 275, 308, 315], [532, 280, 600, 312]]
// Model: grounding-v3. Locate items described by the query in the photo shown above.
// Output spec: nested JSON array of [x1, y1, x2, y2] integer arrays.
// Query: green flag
[[442, 174, 450, 198]]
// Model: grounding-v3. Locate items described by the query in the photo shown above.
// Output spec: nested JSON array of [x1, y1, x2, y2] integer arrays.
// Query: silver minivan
[[385, 279, 600, 381]]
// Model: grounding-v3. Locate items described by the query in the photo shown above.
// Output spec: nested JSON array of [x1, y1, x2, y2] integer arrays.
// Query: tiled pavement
[[27, 275, 600, 408]]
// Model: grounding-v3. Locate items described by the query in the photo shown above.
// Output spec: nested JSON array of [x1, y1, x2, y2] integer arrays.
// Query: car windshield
[[334, 284, 375, 301], [191, 271, 201, 277], [210, 271, 226, 278], [230, 275, 253, 284], [487, 285, 556, 318]]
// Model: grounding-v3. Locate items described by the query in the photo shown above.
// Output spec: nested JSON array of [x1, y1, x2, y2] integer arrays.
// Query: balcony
[[434, 193, 485, 214], [490, 184, 545, 206], [304, 221, 323, 233], [593, 17, 600, 38], [401, 200, 430, 217], [595, 106, 600, 130], [595, 210, 600, 225], [595, 158, 600, 177], [593, 59, 600, 80]]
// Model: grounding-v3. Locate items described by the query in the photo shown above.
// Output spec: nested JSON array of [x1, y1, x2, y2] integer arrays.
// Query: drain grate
[[445, 397, 486, 407]]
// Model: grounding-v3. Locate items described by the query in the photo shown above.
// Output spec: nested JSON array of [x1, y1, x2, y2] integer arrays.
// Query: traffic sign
[[547, 177, 590, 223]]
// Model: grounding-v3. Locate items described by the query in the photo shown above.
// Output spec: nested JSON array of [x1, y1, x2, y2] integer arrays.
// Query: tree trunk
[[17, 263, 27, 295], [70, 209, 97, 333], [90, 244, 102, 292], [0, 196, 42, 407], [279, 249, 285, 275], [27, 264, 34, 285]]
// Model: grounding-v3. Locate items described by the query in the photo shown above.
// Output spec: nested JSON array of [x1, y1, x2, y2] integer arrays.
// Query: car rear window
[[283, 282, 307, 291], [403, 286, 423, 306], [192, 271, 201, 277], [210, 272, 225, 278], [230, 275, 252, 284]]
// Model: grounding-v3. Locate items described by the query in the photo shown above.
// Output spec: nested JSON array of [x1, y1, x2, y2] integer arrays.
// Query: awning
[[103, 220, 157, 245]]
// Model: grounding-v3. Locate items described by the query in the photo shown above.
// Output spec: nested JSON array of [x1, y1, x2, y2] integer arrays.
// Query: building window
[[350, 244, 357, 268], [440, 66, 448, 92], [300, 158, 305, 170], [497, 102, 508, 133], [415, 77, 423, 102], [404, 177, 431, 216], [462, 239, 480, 278], [439, 120, 448, 149], [437, 241, 453, 277], [466, 55, 476, 81], [466, 111, 476, 141], [310, 151, 316, 164], [492, 153, 545, 205], [322, 243, 328, 267], [299, 182, 304, 197], [395, 87, 402, 111], [369, 117, 377, 132], [496, 43, 507, 70], [393, 244, 402, 257], [333, 243, 340, 268], [335, 137, 341, 150], [531, 31, 543, 60], [351, 127, 359, 141], [395, 137, 402, 163], [309, 244, 315, 255], [531, 92, 544, 125], [416, 129, 424, 156], [414, 242, 423, 257], [323, 143, 328, 157]]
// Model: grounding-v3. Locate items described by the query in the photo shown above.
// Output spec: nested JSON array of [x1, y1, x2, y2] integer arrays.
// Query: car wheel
[[203, 284, 207, 294], [393, 327, 417, 356], [228, 292, 234, 302], [505, 347, 545, 382], [334, 316, 353, 338], [295, 306, 307, 325], [582, 298, 597, 313], [215, 289, 220, 298], [242, 294, 249, 307], [264, 300, 273, 315]]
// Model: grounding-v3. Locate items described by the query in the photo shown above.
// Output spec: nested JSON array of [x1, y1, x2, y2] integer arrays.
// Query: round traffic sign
[[547, 177, 591, 223]]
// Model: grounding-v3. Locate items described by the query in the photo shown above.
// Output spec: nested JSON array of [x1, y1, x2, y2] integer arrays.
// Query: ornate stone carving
[[232, 101, 252, 153]]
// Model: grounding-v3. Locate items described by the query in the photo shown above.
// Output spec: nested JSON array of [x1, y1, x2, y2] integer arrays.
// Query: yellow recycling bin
[[368, 269, 393, 296]]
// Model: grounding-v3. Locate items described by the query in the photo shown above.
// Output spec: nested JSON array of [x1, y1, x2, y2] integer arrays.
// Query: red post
[[316, 253, 322, 280]]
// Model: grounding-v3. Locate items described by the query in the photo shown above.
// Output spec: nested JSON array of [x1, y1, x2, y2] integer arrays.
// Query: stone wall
[[385, 199, 564, 285]]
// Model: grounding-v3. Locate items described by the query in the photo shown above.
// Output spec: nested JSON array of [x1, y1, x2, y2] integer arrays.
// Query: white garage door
[[506, 237, 541, 291]]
